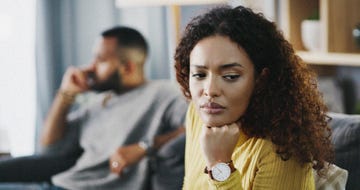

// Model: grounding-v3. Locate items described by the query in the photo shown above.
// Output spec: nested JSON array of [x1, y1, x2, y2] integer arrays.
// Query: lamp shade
[[115, 0, 227, 7]]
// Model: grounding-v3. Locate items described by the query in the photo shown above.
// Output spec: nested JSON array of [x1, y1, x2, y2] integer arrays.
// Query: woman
[[175, 5, 333, 189]]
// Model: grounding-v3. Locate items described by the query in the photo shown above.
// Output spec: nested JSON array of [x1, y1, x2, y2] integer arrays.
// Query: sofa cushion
[[328, 112, 360, 190], [314, 163, 348, 190]]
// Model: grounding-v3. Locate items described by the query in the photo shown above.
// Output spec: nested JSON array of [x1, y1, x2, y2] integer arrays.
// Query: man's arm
[[41, 66, 90, 146], [109, 126, 185, 175], [109, 85, 188, 175], [153, 126, 185, 150], [40, 91, 75, 146]]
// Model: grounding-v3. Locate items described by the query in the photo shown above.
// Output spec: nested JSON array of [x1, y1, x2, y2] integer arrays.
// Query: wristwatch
[[138, 139, 155, 156], [204, 161, 235, 182]]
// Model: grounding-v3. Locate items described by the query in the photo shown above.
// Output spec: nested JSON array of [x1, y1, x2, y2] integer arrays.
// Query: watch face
[[211, 163, 231, 182]]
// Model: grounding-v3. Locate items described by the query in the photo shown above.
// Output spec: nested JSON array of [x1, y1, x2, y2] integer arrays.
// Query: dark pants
[[0, 151, 81, 182], [0, 182, 65, 190], [0, 149, 82, 190]]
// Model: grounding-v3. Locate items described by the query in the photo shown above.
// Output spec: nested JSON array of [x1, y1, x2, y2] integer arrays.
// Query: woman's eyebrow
[[190, 63, 243, 70], [190, 64, 207, 69], [219, 63, 243, 70]]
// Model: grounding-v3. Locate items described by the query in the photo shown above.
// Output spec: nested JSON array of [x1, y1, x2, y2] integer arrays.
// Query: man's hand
[[59, 66, 94, 95], [109, 143, 146, 176]]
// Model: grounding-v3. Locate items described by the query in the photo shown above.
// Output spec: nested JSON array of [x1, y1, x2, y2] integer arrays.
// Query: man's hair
[[102, 26, 148, 64]]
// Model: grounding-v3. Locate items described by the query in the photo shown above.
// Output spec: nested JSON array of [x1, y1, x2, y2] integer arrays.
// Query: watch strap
[[138, 139, 155, 156]]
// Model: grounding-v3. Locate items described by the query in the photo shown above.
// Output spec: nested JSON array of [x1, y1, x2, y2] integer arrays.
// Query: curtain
[[35, 0, 118, 152]]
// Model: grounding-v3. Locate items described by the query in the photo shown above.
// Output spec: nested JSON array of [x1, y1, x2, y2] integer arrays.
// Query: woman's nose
[[203, 76, 220, 98]]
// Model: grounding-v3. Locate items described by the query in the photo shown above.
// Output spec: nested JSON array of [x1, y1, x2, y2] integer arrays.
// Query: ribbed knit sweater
[[183, 102, 315, 190]]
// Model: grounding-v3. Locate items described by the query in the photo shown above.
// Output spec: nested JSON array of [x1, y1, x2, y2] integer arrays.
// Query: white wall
[[117, 6, 171, 79], [0, 0, 36, 156]]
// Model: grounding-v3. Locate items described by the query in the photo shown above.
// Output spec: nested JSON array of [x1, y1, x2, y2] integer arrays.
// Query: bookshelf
[[280, 0, 360, 66]]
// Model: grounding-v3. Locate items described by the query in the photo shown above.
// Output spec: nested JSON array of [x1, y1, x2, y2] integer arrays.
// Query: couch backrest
[[328, 112, 360, 190]]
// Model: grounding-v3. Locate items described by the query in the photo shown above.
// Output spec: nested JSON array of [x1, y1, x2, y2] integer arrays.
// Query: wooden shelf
[[297, 51, 360, 67], [280, 0, 360, 67]]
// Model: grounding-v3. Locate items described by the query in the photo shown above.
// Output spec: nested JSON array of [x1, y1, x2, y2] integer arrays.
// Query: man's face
[[88, 37, 123, 92]]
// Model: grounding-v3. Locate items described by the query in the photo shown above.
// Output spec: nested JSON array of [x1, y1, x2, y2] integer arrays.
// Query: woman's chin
[[198, 110, 239, 127], [201, 117, 233, 127]]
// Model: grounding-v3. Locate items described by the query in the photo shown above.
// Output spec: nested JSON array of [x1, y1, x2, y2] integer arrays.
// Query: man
[[0, 26, 187, 190]]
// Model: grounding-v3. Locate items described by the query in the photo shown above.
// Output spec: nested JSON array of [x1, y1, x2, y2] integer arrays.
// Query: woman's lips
[[200, 102, 225, 114]]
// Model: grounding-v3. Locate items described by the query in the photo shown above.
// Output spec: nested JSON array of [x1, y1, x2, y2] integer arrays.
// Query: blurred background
[[0, 0, 359, 157]]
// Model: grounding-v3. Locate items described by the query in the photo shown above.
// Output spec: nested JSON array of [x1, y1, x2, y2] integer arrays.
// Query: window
[[0, 0, 36, 156]]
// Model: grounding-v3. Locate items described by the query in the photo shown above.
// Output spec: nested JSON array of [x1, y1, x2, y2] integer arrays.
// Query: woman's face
[[189, 35, 255, 127]]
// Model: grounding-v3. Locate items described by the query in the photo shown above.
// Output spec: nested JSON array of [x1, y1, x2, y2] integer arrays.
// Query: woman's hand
[[200, 122, 241, 168]]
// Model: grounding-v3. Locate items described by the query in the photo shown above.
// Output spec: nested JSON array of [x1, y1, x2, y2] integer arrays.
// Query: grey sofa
[[0, 113, 358, 189], [328, 112, 360, 190]]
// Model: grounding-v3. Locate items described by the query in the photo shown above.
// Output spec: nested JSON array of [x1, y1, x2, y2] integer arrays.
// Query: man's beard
[[89, 71, 122, 93]]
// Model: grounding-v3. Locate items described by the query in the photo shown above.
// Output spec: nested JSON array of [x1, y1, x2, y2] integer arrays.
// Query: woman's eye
[[191, 73, 206, 79], [223, 74, 240, 81]]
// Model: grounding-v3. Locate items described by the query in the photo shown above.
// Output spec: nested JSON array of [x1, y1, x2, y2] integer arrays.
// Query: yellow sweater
[[183, 103, 315, 190]]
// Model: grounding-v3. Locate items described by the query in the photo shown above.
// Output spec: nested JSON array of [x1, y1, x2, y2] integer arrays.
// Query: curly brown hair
[[174, 5, 333, 173]]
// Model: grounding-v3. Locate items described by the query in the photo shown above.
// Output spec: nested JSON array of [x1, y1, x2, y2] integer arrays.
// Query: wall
[[117, 6, 171, 79]]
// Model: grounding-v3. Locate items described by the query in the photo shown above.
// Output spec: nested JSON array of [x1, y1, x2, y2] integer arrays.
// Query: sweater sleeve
[[207, 140, 314, 190], [251, 140, 315, 190], [207, 171, 244, 190], [183, 104, 194, 189]]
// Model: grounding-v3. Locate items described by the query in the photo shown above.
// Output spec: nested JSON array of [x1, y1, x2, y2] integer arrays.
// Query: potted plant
[[301, 10, 321, 51]]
